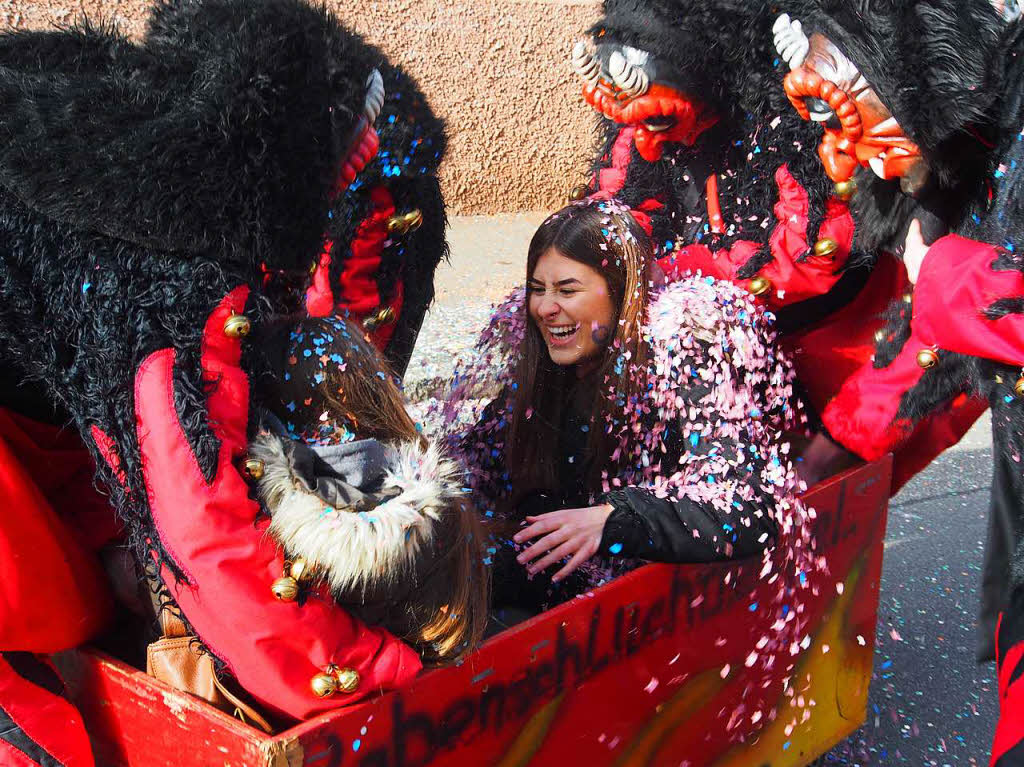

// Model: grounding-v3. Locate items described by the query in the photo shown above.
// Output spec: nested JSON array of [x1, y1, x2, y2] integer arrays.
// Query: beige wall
[[5, 0, 602, 214]]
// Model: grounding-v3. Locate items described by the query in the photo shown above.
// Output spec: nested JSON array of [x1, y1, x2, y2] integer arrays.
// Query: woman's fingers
[[516, 529, 569, 565], [551, 541, 598, 583], [526, 539, 579, 575], [514, 514, 562, 543]]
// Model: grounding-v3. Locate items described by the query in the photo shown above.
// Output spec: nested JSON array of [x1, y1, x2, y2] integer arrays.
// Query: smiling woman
[[431, 198, 813, 617]]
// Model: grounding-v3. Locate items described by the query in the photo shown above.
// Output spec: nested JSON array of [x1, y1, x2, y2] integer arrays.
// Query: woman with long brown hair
[[249, 315, 490, 665], [438, 198, 808, 610]]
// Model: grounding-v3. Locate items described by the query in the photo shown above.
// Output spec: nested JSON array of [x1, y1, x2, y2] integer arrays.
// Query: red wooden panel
[[65, 457, 891, 767]]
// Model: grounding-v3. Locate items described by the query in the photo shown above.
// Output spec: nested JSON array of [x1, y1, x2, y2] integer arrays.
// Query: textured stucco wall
[[4, 0, 602, 214]]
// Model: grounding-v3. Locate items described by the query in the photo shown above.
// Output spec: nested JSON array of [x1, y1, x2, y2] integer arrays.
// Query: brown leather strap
[[159, 608, 188, 639], [147, 594, 273, 733]]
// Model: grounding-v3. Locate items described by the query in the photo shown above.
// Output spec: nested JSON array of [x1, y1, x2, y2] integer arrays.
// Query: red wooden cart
[[57, 457, 890, 767]]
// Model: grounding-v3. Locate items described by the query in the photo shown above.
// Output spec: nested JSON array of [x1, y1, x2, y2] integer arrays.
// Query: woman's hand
[[902, 218, 929, 285], [513, 504, 614, 583]]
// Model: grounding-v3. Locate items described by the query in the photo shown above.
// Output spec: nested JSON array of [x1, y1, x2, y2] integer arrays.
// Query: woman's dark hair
[[504, 200, 653, 506]]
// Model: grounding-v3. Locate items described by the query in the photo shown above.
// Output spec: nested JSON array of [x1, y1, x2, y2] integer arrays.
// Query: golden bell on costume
[[223, 313, 251, 338], [916, 349, 939, 369]]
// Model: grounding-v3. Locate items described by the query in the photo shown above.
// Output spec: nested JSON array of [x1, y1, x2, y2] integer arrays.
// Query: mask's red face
[[784, 34, 924, 186], [575, 43, 719, 162]]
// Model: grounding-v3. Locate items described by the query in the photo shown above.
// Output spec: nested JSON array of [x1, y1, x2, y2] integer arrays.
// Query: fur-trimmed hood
[[251, 430, 466, 603]]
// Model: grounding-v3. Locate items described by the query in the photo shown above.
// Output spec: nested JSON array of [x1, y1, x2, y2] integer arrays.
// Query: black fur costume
[[323, 61, 449, 377], [581, 0, 875, 298], [792, 0, 1024, 676], [0, 0, 438, 648]]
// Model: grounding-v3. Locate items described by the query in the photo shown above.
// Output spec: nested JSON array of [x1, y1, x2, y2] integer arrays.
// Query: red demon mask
[[573, 41, 719, 162], [783, 34, 925, 190]]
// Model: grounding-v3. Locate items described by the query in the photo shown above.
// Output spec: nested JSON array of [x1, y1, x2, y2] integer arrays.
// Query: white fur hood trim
[[251, 433, 466, 596]]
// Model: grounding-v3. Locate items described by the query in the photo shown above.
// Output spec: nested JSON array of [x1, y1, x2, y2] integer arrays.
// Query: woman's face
[[528, 248, 616, 369]]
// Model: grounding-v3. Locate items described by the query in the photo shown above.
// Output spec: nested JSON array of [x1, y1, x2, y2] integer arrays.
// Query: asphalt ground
[[410, 214, 1000, 765]]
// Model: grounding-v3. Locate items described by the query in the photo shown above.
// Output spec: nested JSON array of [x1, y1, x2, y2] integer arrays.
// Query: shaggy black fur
[[324, 61, 449, 377], [805, 3, 1024, 590], [586, 0, 876, 316], [0, 0, 395, 633]]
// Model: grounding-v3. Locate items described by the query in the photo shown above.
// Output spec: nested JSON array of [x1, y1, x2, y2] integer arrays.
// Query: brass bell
[[1015, 377, 1024, 397], [748, 276, 772, 297], [362, 306, 395, 331], [335, 667, 360, 693], [568, 185, 588, 202], [223, 313, 251, 339], [874, 329, 886, 344], [288, 557, 314, 584], [902, 293, 913, 304], [271, 576, 299, 602], [916, 348, 939, 369], [834, 179, 857, 201], [310, 672, 340, 698], [243, 458, 265, 481], [386, 209, 423, 236], [813, 238, 839, 258]]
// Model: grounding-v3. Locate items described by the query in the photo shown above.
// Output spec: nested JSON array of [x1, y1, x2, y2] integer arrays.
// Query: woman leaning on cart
[[437, 199, 808, 612]]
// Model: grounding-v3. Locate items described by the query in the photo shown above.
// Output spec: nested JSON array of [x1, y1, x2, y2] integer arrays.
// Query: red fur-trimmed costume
[[305, 64, 448, 377], [0, 0, 452, 756], [569, 0, 984, 493], [779, 0, 1024, 761]]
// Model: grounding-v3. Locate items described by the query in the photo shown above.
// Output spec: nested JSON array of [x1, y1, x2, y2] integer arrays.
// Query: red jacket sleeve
[[824, 233, 1023, 461], [119, 288, 422, 720], [820, 252, 989, 475], [914, 234, 1024, 366], [0, 427, 112, 653], [659, 165, 855, 308]]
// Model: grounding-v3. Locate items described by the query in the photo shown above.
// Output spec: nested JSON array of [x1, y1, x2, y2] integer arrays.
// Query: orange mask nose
[[584, 82, 717, 162], [817, 130, 860, 183]]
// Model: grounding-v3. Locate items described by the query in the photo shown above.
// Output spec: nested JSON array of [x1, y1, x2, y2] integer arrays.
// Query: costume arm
[[660, 165, 855, 308], [819, 282, 982, 466], [913, 234, 1024, 365], [96, 288, 421, 720]]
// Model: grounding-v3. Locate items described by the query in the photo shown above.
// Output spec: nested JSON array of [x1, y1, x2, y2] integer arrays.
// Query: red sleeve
[[0, 426, 112, 653], [819, 339, 923, 462], [306, 186, 403, 352], [134, 288, 421, 720], [820, 306, 985, 472], [914, 234, 1024, 366], [659, 165, 855, 308]]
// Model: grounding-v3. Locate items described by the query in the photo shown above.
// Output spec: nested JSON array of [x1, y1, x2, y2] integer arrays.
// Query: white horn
[[571, 40, 602, 86], [609, 50, 649, 97], [363, 69, 385, 124], [773, 13, 810, 70]]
